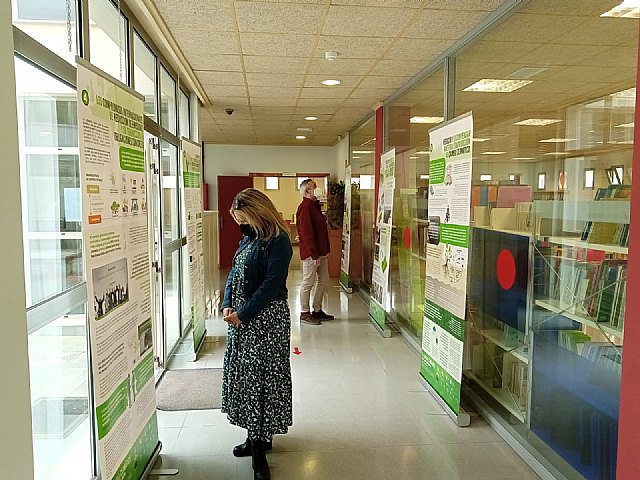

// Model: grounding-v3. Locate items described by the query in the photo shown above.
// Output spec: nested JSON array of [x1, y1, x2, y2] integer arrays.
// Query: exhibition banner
[[369, 149, 396, 329], [77, 60, 159, 480], [420, 112, 473, 415], [182, 138, 206, 353], [340, 165, 352, 290]]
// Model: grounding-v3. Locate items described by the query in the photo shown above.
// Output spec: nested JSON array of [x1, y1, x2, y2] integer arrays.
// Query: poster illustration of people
[[77, 60, 159, 480]]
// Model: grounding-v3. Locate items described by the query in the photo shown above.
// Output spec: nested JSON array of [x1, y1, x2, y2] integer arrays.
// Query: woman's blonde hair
[[230, 188, 289, 240]]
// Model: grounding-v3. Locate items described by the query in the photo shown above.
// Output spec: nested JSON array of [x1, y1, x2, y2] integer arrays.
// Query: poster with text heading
[[369, 149, 395, 329], [77, 61, 159, 480], [182, 138, 206, 353], [340, 165, 352, 289], [420, 112, 473, 415]]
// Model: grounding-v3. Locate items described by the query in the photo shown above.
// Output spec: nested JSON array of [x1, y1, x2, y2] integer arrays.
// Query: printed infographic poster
[[420, 112, 473, 414], [370, 149, 396, 329], [340, 165, 352, 289], [182, 139, 206, 353], [77, 61, 159, 480]]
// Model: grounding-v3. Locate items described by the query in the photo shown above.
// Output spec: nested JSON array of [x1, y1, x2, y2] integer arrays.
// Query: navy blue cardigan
[[221, 231, 293, 323]]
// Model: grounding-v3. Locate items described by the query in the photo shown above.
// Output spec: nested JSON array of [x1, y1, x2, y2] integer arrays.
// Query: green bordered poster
[[77, 60, 159, 480], [182, 138, 207, 354], [369, 148, 395, 331], [420, 112, 473, 416], [340, 164, 352, 292]]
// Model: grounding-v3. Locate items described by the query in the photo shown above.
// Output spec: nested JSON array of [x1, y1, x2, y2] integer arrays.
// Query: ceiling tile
[[403, 9, 490, 39], [244, 56, 309, 74], [246, 73, 305, 87], [457, 41, 543, 63], [342, 98, 379, 109], [240, 33, 317, 57], [203, 85, 248, 98], [522, 0, 620, 16], [488, 14, 588, 43], [349, 88, 396, 100], [297, 98, 344, 108], [189, 55, 243, 72], [421, 0, 505, 10], [251, 97, 298, 107], [251, 106, 295, 115], [314, 36, 393, 59], [549, 18, 639, 47], [234, 1, 325, 34], [322, 5, 415, 37], [369, 59, 428, 77], [179, 31, 239, 56], [385, 38, 451, 61], [308, 58, 376, 75], [152, 0, 236, 31], [358, 75, 410, 89], [196, 71, 245, 86], [300, 87, 351, 99], [249, 86, 300, 98]]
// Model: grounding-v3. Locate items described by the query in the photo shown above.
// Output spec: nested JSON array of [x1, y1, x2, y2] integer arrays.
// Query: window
[[537, 172, 546, 190], [89, 0, 128, 84], [360, 174, 374, 190], [12, 0, 77, 64], [509, 174, 516, 181], [480, 174, 492, 181], [161, 140, 179, 242], [584, 168, 595, 189], [133, 32, 157, 121], [179, 90, 190, 139], [160, 66, 177, 134], [265, 177, 279, 190], [297, 177, 309, 190], [608, 165, 624, 185]]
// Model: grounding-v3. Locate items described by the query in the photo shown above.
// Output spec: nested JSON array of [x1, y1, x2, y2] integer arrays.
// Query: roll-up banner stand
[[419, 111, 473, 427], [369, 148, 395, 338], [340, 164, 353, 293], [181, 138, 207, 356], [77, 59, 162, 479]]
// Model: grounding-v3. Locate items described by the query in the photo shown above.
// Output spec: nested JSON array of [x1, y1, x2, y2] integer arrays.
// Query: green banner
[[112, 413, 159, 480], [96, 379, 129, 440], [183, 171, 201, 188], [370, 300, 386, 330], [339, 270, 350, 290], [420, 352, 461, 413], [119, 146, 145, 172], [424, 300, 465, 341], [133, 353, 154, 391], [429, 158, 446, 184], [440, 224, 469, 249]]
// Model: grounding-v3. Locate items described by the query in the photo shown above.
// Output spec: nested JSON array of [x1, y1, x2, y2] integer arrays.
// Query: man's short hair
[[299, 178, 314, 195]]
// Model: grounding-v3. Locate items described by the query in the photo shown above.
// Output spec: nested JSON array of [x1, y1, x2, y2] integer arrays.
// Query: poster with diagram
[[340, 164, 352, 291], [420, 112, 473, 415], [182, 138, 206, 353], [369, 148, 395, 330], [77, 60, 159, 480]]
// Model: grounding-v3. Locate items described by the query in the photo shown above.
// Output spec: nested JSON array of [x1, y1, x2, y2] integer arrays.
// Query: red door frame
[[616, 22, 640, 480]]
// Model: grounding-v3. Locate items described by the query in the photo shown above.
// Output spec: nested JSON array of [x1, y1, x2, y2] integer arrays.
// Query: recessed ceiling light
[[483, 151, 506, 155], [514, 118, 562, 126], [614, 122, 635, 128], [352, 156, 361, 159], [601, 1, 640, 18], [296, 135, 306, 139], [304, 116, 318, 121], [322, 79, 341, 86], [410, 116, 444, 124], [539, 138, 575, 143], [473, 138, 490, 142], [410, 156, 418, 159], [463, 79, 533, 93], [352, 150, 372, 154]]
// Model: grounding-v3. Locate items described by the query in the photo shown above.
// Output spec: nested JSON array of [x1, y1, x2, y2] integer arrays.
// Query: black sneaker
[[300, 312, 321, 325], [312, 310, 334, 320]]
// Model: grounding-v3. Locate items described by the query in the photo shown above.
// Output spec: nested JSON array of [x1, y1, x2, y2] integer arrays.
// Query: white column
[[0, 4, 35, 479]]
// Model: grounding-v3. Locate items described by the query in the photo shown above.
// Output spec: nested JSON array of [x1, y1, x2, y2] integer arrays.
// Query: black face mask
[[239, 223, 256, 239]]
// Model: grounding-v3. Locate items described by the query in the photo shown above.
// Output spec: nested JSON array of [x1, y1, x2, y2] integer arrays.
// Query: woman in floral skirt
[[221, 188, 293, 480]]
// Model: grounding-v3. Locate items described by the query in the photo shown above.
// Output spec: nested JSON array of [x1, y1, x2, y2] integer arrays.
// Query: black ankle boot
[[233, 437, 273, 457], [251, 440, 271, 480]]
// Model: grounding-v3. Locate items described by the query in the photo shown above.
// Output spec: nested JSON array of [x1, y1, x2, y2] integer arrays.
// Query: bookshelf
[[465, 371, 526, 422], [479, 329, 529, 363], [543, 236, 628, 255], [535, 299, 624, 340]]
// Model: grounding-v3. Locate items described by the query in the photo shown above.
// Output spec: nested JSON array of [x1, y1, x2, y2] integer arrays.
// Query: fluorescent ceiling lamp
[[513, 157, 534, 160], [296, 135, 306, 139], [483, 151, 506, 155], [321, 79, 341, 86], [463, 79, 532, 93], [419, 174, 430, 180], [614, 122, 635, 128], [304, 116, 318, 121], [601, 1, 640, 18], [539, 138, 575, 143], [416, 150, 430, 154], [297, 127, 312, 132], [513, 118, 562, 126], [544, 152, 569, 156], [473, 138, 490, 142], [480, 174, 493, 181], [410, 116, 444, 124], [410, 156, 418, 159], [352, 150, 372, 154]]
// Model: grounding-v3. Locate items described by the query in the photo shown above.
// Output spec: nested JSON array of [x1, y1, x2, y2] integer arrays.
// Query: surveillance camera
[[225, 108, 234, 115]]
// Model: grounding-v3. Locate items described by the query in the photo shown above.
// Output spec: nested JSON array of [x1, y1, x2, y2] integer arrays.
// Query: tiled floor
[[155, 273, 539, 480]]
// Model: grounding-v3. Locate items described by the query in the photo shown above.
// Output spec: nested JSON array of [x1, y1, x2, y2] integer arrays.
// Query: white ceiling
[[151, 0, 505, 145]]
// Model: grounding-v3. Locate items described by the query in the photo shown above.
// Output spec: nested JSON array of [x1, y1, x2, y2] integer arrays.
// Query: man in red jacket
[[296, 179, 334, 325]]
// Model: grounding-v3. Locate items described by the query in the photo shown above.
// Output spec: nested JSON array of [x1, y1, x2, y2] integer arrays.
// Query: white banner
[[182, 138, 206, 353], [77, 60, 159, 480], [340, 165, 352, 288]]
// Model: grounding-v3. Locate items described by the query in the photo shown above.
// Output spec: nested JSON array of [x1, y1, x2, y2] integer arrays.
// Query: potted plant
[[326, 180, 345, 277]]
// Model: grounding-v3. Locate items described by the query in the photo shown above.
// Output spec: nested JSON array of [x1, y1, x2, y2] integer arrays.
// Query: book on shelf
[[578, 342, 623, 375], [558, 330, 591, 353], [581, 185, 631, 247], [508, 361, 528, 410]]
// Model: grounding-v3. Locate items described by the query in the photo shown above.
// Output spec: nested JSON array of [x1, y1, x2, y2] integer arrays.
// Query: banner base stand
[[419, 376, 470, 427], [369, 314, 393, 338], [150, 469, 179, 476], [339, 282, 353, 294], [192, 329, 208, 361], [141, 441, 177, 479]]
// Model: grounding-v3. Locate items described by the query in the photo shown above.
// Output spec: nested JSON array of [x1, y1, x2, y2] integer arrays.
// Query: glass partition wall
[[11, 0, 197, 478], [376, 3, 637, 479]]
